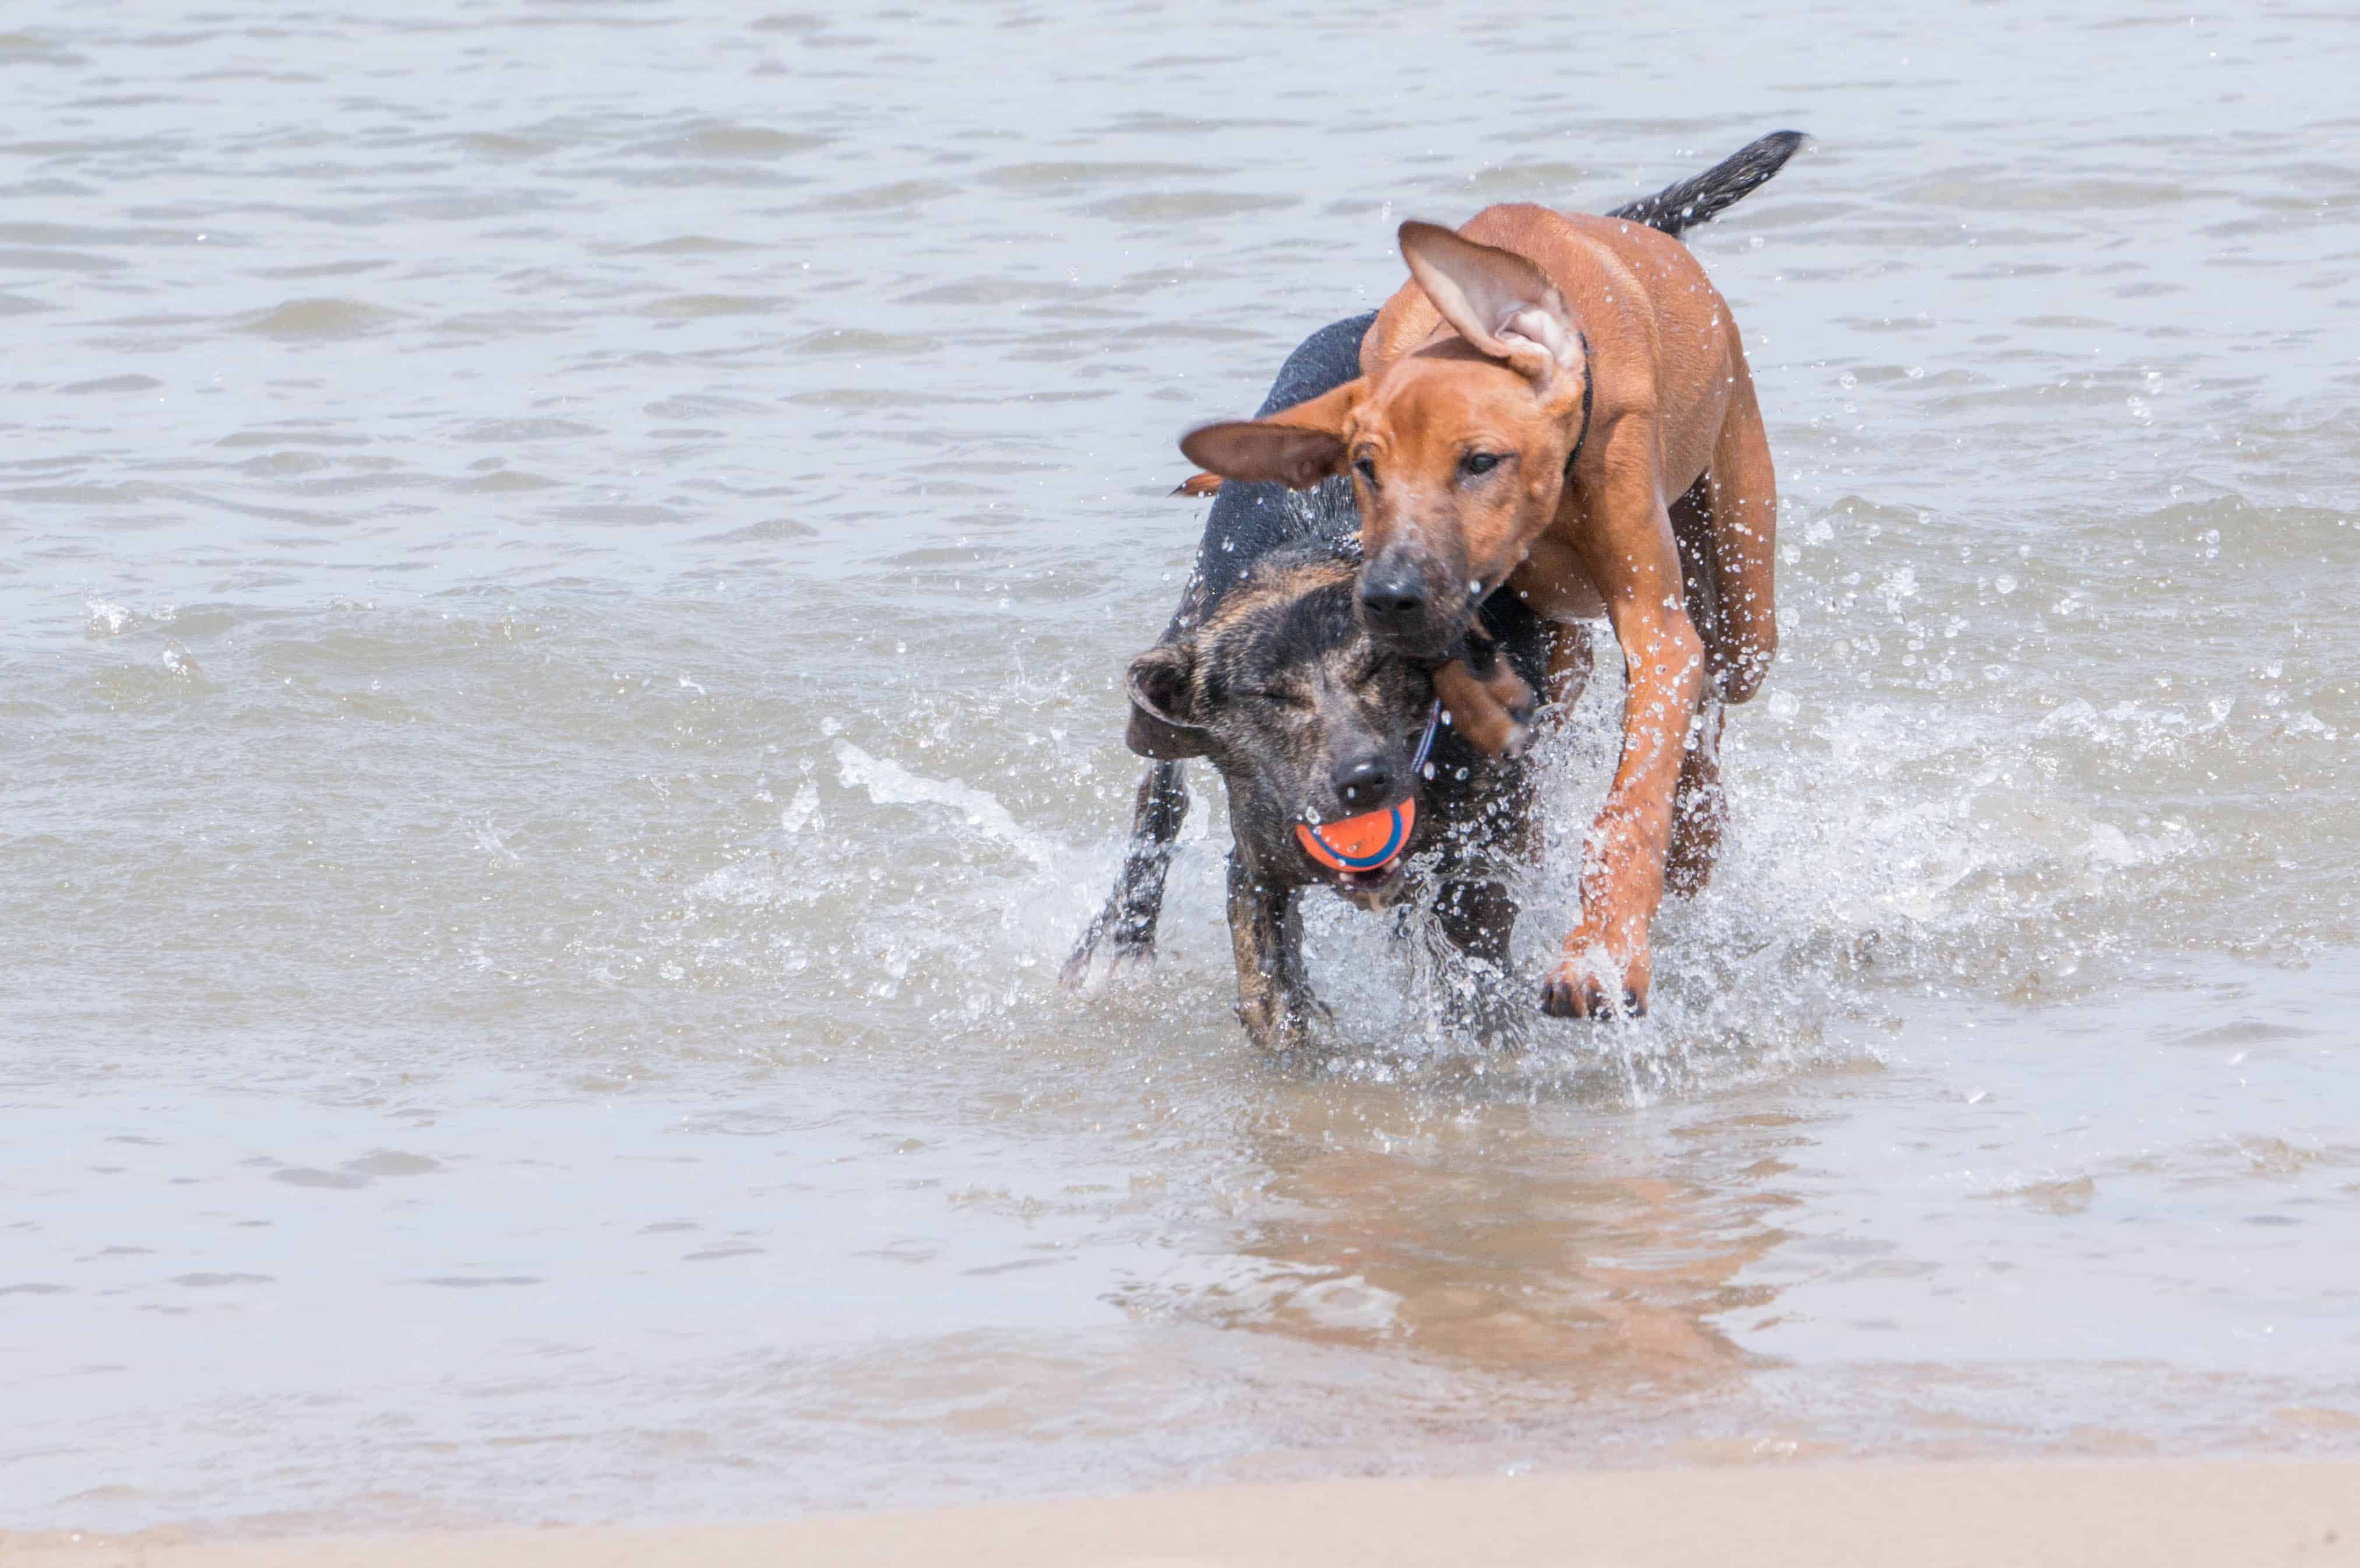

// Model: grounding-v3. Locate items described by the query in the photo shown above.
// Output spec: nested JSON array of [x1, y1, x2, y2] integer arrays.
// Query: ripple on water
[[234, 297, 402, 340], [638, 124, 829, 160], [639, 294, 779, 318]]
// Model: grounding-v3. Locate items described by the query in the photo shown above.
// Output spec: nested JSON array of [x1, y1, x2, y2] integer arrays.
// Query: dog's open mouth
[[1295, 798, 1415, 894]]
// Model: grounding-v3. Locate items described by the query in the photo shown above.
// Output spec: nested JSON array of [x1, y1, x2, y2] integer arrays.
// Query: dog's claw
[[1538, 970, 1644, 1020]]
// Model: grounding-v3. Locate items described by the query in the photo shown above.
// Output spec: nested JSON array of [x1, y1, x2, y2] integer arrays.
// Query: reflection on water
[[1151, 1090, 1788, 1385], [3, 0, 2360, 1537]]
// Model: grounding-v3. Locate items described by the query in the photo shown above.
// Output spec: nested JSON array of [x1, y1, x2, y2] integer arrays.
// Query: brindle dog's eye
[[1460, 451, 1501, 477], [1353, 455, 1377, 485], [1251, 688, 1306, 707]]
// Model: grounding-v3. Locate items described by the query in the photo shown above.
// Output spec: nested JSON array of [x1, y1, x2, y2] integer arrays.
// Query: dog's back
[[1163, 129, 1805, 646], [1163, 311, 1374, 639]]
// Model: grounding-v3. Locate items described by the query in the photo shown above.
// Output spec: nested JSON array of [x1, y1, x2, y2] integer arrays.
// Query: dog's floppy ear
[[1177, 378, 1362, 491], [1125, 642, 1210, 759], [1399, 221, 1583, 397]]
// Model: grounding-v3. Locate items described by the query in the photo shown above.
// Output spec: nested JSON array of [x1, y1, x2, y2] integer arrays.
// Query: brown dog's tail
[[1605, 131, 1806, 239]]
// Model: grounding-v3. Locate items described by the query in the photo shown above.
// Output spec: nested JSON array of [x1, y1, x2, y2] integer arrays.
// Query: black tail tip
[[1603, 130, 1815, 238]]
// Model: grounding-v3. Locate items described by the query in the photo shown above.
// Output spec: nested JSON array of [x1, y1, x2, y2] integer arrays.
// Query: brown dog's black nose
[[1333, 755, 1394, 811], [1359, 573, 1425, 630]]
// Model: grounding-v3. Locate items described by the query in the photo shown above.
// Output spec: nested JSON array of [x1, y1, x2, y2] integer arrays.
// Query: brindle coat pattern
[[1118, 549, 1551, 1050]]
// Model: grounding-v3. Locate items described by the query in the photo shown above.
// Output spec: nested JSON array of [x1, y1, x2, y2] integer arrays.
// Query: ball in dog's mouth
[[1296, 798, 1415, 897]]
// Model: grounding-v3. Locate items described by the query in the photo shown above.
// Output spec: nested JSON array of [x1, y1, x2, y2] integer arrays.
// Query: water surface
[[5, 0, 2360, 1535]]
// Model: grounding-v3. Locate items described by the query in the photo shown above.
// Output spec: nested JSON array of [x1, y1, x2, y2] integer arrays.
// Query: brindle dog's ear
[[1125, 642, 1210, 759], [1178, 378, 1362, 492]]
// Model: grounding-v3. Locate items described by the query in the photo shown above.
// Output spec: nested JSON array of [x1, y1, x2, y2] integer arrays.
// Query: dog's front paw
[[1059, 935, 1154, 995], [1486, 663, 1537, 729], [1539, 934, 1650, 1019], [1235, 991, 1328, 1055], [1433, 658, 1533, 759]]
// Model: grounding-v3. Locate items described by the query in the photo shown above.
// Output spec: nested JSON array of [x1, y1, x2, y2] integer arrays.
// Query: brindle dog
[[1116, 542, 1551, 1051], [1063, 136, 1802, 1051], [1061, 315, 1545, 1052]]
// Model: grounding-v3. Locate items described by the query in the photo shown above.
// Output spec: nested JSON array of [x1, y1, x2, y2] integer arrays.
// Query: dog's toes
[[1060, 940, 1153, 994], [1538, 972, 1589, 1019], [1496, 723, 1534, 760], [1540, 967, 1641, 1020]]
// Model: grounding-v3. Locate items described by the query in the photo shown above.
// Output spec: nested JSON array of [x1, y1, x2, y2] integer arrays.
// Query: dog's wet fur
[[1063, 135, 1803, 1051], [1059, 312, 1556, 1051]]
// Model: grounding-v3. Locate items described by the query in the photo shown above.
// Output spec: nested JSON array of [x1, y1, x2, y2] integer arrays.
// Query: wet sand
[[7, 1461, 2354, 1567]]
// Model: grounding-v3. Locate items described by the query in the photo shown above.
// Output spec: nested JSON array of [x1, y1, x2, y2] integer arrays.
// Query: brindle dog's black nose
[[1359, 573, 1425, 630], [1333, 755, 1393, 811]]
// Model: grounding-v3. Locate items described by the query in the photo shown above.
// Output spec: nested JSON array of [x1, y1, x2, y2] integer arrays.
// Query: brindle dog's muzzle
[[1294, 699, 1441, 877]]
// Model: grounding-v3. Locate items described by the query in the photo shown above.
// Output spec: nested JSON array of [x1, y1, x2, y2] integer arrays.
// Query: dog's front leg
[[1541, 457, 1706, 1020], [1431, 626, 1537, 759], [1061, 760, 1188, 990], [1227, 852, 1319, 1052]]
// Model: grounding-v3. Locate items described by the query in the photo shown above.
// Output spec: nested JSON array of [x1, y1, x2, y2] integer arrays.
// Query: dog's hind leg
[[1435, 874, 1522, 1044], [1060, 760, 1189, 990], [1666, 695, 1728, 896], [1432, 754, 1537, 1044], [1660, 367, 1777, 897], [1700, 360, 1779, 705], [1666, 477, 1731, 896]]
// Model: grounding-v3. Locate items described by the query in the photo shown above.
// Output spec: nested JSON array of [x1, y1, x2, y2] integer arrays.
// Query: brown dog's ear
[[1177, 378, 1362, 491], [1125, 643, 1210, 759], [1398, 221, 1583, 394]]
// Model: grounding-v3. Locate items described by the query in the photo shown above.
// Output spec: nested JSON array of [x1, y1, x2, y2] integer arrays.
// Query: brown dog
[[1178, 137, 1797, 1019]]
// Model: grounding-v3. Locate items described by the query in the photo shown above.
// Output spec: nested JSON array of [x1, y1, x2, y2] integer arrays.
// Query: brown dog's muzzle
[[1357, 543, 1470, 660]]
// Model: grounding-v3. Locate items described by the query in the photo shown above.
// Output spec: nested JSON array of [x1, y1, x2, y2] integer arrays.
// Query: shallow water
[[5, 0, 2360, 1536]]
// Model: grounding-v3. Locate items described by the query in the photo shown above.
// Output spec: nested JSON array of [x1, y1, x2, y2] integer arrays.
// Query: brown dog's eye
[[1353, 455, 1377, 486], [1459, 452, 1501, 477]]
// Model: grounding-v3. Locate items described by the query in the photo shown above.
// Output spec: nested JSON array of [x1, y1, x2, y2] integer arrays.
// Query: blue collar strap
[[1411, 697, 1442, 778]]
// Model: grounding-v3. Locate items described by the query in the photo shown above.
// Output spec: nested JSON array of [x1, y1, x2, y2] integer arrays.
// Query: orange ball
[[1295, 798, 1415, 872]]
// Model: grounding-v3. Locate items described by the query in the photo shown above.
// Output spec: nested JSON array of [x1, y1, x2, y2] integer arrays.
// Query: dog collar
[[1562, 328, 1594, 485], [1294, 699, 1443, 873]]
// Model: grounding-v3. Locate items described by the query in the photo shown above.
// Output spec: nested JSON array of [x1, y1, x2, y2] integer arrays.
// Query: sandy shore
[[4, 1460, 2352, 1567]]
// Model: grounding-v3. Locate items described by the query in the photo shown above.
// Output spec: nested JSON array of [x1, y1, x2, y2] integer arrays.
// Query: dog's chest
[[1508, 535, 1609, 623]]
